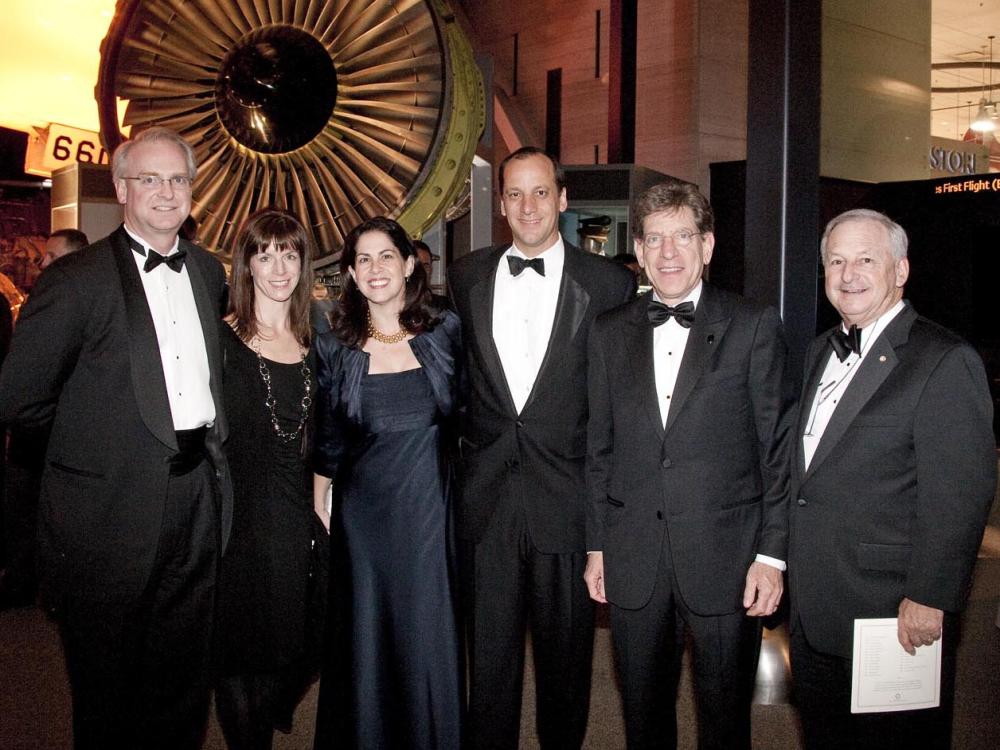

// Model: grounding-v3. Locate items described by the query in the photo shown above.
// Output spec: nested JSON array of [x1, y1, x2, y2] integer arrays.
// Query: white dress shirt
[[492, 238, 565, 414], [125, 226, 215, 431], [802, 300, 905, 470], [652, 284, 701, 427]]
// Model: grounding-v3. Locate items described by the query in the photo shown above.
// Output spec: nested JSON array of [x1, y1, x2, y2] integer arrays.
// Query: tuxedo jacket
[[586, 284, 795, 614], [0, 226, 232, 605], [447, 242, 636, 551], [788, 304, 996, 659]]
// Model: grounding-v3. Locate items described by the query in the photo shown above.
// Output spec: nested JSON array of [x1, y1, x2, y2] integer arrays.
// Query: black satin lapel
[[470, 252, 518, 415], [663, 290, 730, 435], [804, 338, 898, 480], [523, 271, 590, 411], [185, 248, 227, 442], [625, 305, 664, 439], [110, 228, 177, 450]]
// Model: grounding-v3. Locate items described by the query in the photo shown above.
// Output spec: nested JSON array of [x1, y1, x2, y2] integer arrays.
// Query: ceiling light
[[970, 99, 997, 132], [970, 36, 997, 133]]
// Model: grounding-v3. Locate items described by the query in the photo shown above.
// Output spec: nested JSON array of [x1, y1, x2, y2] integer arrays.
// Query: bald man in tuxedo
[[788, 209, 995, 749]]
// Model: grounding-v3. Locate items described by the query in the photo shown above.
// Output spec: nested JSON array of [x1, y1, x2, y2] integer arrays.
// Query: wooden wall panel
[[458, 0, 749, 197]]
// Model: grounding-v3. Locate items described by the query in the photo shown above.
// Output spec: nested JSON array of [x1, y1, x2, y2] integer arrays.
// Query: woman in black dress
[[215, 208, 324, 749], [312, 217, 462, 749]]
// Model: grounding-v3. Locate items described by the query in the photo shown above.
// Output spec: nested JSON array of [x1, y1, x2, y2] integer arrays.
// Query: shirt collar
[[842, 299, 905, 352], [653, 281, 703, 308], [503, 236, 565, 279], [124, 224, 179, 258]]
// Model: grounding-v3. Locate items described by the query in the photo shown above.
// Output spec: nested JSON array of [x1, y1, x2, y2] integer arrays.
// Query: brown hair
[[331, 216, 436, 348], [632, 179, 714, 238], [498, 146, 565, 194], [227, 208, 315, 346]]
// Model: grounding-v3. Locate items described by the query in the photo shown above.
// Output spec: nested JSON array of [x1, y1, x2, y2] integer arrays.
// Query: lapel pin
[[707, 334, 714, 344], [879, 355, 886, 362]]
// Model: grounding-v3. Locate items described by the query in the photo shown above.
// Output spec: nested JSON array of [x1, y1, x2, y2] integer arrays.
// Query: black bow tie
[[507, 255, 545, 277], [143, 249, 187, 273], [130, 236, 186, 273], [829, 325, 861, 362], [647, 300, 696, 328]]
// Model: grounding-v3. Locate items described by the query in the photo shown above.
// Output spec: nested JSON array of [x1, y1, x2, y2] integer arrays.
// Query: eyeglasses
[[641, 229, 702, 249], [122, 174, 194, 190]]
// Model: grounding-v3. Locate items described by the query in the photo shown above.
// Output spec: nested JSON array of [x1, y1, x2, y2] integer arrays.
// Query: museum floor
[[2, 492, 998, 749]]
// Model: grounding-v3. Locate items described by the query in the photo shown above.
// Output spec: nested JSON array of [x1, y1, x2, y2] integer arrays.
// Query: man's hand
[[897, 598, 943, 655], [584, 552, 607, 604], [743, 561, 783, 616]]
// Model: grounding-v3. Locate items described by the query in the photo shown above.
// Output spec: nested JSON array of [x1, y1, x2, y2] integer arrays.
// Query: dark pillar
[[608, 0, 637, 164], [745, 0, 822, 372], [545, 68, 563, 159]]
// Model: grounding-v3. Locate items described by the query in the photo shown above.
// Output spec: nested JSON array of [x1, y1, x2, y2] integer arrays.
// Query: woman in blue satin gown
[[312, 217, 462, 749]]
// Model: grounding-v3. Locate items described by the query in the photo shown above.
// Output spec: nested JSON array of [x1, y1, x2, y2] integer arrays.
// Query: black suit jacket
[[448, 242, 636, 551], [788, 304, 996, 659], [0, 226, 232, 605], [586, 284, 795, 614]]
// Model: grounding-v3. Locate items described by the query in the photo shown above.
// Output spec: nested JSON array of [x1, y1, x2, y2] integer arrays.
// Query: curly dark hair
[[331, 216, 438, 348]]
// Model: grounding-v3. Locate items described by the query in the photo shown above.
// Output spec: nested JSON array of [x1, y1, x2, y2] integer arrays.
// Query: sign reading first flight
[[24, 123, 110, 178]]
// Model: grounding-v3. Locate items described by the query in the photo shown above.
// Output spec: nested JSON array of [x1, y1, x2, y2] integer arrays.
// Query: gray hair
[[820, 209, 907, 264], [111, 126, 197, 181]]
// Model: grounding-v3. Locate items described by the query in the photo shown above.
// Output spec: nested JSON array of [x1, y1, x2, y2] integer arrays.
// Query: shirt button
[[661, 457, 671, 468], [656, 510, 663, 520], [797, 498, 807, 506]]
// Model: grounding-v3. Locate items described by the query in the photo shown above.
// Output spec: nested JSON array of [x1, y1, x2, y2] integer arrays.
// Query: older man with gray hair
[[0, 126, 230, 750], [787, 208, 995, 749]]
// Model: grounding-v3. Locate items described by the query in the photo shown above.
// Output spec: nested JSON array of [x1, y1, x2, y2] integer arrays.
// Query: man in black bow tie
[[448, 147, 635, 748], [0, 127, 231, 749], [788, 209, 995, 750], [584, 179, 795, 749]]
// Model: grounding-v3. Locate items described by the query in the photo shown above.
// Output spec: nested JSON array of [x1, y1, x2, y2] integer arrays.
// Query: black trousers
[[460, 493, 595, 750], [790, 615, 957, 750], [609, 535, 761, 750], [58, 461, 219, 750], [0, 426, 47, 598]]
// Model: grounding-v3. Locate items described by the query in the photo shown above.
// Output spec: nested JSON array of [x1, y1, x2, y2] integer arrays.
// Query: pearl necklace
[[366, 308, 409, 344]]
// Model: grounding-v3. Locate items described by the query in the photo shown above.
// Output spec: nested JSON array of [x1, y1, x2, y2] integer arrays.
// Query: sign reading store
[[928, 136, 988, 177]]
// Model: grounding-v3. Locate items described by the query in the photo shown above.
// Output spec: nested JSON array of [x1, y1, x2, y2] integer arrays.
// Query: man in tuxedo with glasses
[[584, 179, 795, 749], [0, 126, 231, 750]]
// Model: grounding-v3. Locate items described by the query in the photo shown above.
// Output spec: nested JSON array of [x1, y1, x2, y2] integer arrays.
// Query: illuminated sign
[[934, 177, 1000, 195], [24, 123, 110, 177]]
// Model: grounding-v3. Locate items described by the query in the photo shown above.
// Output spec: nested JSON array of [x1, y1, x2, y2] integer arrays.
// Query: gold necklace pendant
[[366, 308, 408, 344]]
